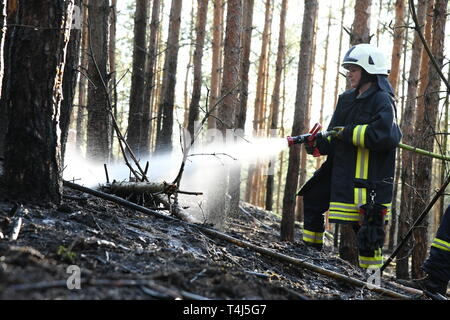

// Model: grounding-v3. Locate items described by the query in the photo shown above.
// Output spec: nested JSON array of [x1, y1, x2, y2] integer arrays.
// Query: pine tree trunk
[[4, 0, 74, 203], [142, 0, 161, 156], [210, 0, 242, 227], [60, 0, 83, 164], [76, 0, 89, 155], [228, 0, 254, 217], [281, 0, 318, 242], [246, 0, 272, 204], [86, 0, 110, 163], [333, 0, 347, 110], [411, 0, 447, 279], [207, 0, 224, 130], [397, 0, 427, 279], [265, 0, 287, 211], [0, 0, 7, 158], [127, 0, 149, 158], [388, 0, 406, 94], [109, 0, 117, 160], [187, 0, 209, 140], [155, 0, 183, 153]]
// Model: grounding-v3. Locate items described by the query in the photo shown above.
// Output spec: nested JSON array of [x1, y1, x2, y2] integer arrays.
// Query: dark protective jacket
[[299, 83, 402, 224], [423, 205, 450, 282]]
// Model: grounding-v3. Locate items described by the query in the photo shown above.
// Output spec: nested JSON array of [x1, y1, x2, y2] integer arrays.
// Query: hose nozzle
[[287, 134, 311, 147]]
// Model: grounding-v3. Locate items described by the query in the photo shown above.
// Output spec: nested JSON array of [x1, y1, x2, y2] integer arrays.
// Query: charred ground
[[0, 181, 418, 300]]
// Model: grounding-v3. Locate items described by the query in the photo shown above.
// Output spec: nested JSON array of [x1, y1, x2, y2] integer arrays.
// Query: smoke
[[63, 134, 288, 224]]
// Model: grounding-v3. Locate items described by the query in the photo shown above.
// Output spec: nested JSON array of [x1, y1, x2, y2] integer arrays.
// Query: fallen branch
[[63, 181, 411, 299]]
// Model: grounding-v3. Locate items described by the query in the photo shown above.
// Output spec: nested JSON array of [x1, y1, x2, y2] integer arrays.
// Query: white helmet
[[342, 43, 389, 75]]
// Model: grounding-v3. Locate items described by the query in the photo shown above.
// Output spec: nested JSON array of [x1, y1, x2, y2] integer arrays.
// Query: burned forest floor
[[0, 179, 441, 301]]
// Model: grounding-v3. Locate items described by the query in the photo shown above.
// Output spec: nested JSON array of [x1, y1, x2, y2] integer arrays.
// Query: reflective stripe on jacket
[[306, 85, 402, 224]]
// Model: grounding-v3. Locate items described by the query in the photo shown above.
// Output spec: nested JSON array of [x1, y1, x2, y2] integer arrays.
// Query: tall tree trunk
[[109, 0, 117, 160], [60, 0, 83, 164], [187, 0, 209, 141], [281, 0, 318, 242], [0, 0, 7, 159], [4, 0, 74, 203], [333, 0, 347, 109], [411, 0, 447, 279], [339, 0, 373, 266], [207, 0, 224, 130], [127, 0, 149, 158], [76, 0, 89, 155], [155, 0, 183, 153], [265, 0, 287, 211], [397, 0, 427, 279], [389, 0, 406, 95], [246, 0, 272, 204], [183, 1, 195, 129], [228, 0, 254, 217], [86, 0, 110, 163], [211, 0, 242, 227], [142, 0, 161, 156]]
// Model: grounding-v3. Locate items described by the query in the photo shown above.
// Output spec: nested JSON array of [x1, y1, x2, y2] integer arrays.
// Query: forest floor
[[0, 179, 440, 301]]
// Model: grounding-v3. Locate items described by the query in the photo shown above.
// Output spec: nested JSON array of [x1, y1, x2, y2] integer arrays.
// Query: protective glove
[[357, 202, 387, 252], [332, 126, 345, 139], [304, 138, 317, 155]]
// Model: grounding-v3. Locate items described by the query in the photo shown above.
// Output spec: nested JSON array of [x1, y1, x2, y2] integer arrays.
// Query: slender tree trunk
[[246, 0, 272, 204], [109, 0, 117, 160], [155, 0, 183, 153], [281, 0, 318, 241], [86, 0, 110, 163], [333, 0, 347, 109], [142, 0, 161, 156], [207, 0, 224, 130], [4, 0, 74, 203], [0, 0, 7, 158], [127, 0, 149, 158], [389, 0, 406, 95], [228, 0, 254, 217], [187, 0, 209, 141], [265, 0, 287, 211], [183, 1, 195, 129], [397, 0, 427, 279], [411, 0, 447, 279], [339, 0, 373, 266], [60, 0, 83, 164], [76, 0, 89, 155], [210, 0, 242, 227]]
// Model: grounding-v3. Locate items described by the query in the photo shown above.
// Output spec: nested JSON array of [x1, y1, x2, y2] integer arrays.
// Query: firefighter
[[298, 43, 402, 269], [416, 205, 450, 295]]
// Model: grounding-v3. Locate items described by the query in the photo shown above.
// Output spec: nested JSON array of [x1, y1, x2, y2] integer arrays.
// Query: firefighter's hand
[[304, 140, 316, 155], [332, 126, 345, 139]]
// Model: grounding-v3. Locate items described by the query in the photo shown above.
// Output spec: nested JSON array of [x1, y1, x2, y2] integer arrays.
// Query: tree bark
[[86, 0, 110, 163], [109, 0, 117, 160], [333, 0, 347, 110], [389, 0, 406, 94], [141, 0, 161, 158], [411, 0, 447, 279], [4, 0, 74, 203], [207, 0, 224, 130], [187, 0, 209, 141], [265, 0, 287, 211], [228, 0, 254, 218], [210, 0, 242, 227], [281, 0, 318, 241], [396, 0, 428, 279], [127, 0, 149, 158], [60, 0, 83, 164], [76, 0, 89, 155], [155, 0, 183, 153], [0, 0, 7, 158]]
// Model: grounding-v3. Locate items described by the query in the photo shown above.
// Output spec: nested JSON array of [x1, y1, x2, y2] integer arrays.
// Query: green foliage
[[57, 245, 77, 264]]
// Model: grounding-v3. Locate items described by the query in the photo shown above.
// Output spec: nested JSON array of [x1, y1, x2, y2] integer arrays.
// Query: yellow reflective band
[[355, 147, 369, 180], [303, 230, 324, 244], [359, 249, 383, 268], [352, 124, 368, 148], [431, 238, 450, 252]]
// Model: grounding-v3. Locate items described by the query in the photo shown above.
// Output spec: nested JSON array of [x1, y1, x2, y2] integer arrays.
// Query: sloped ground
[[0, 182, 420, 300]]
